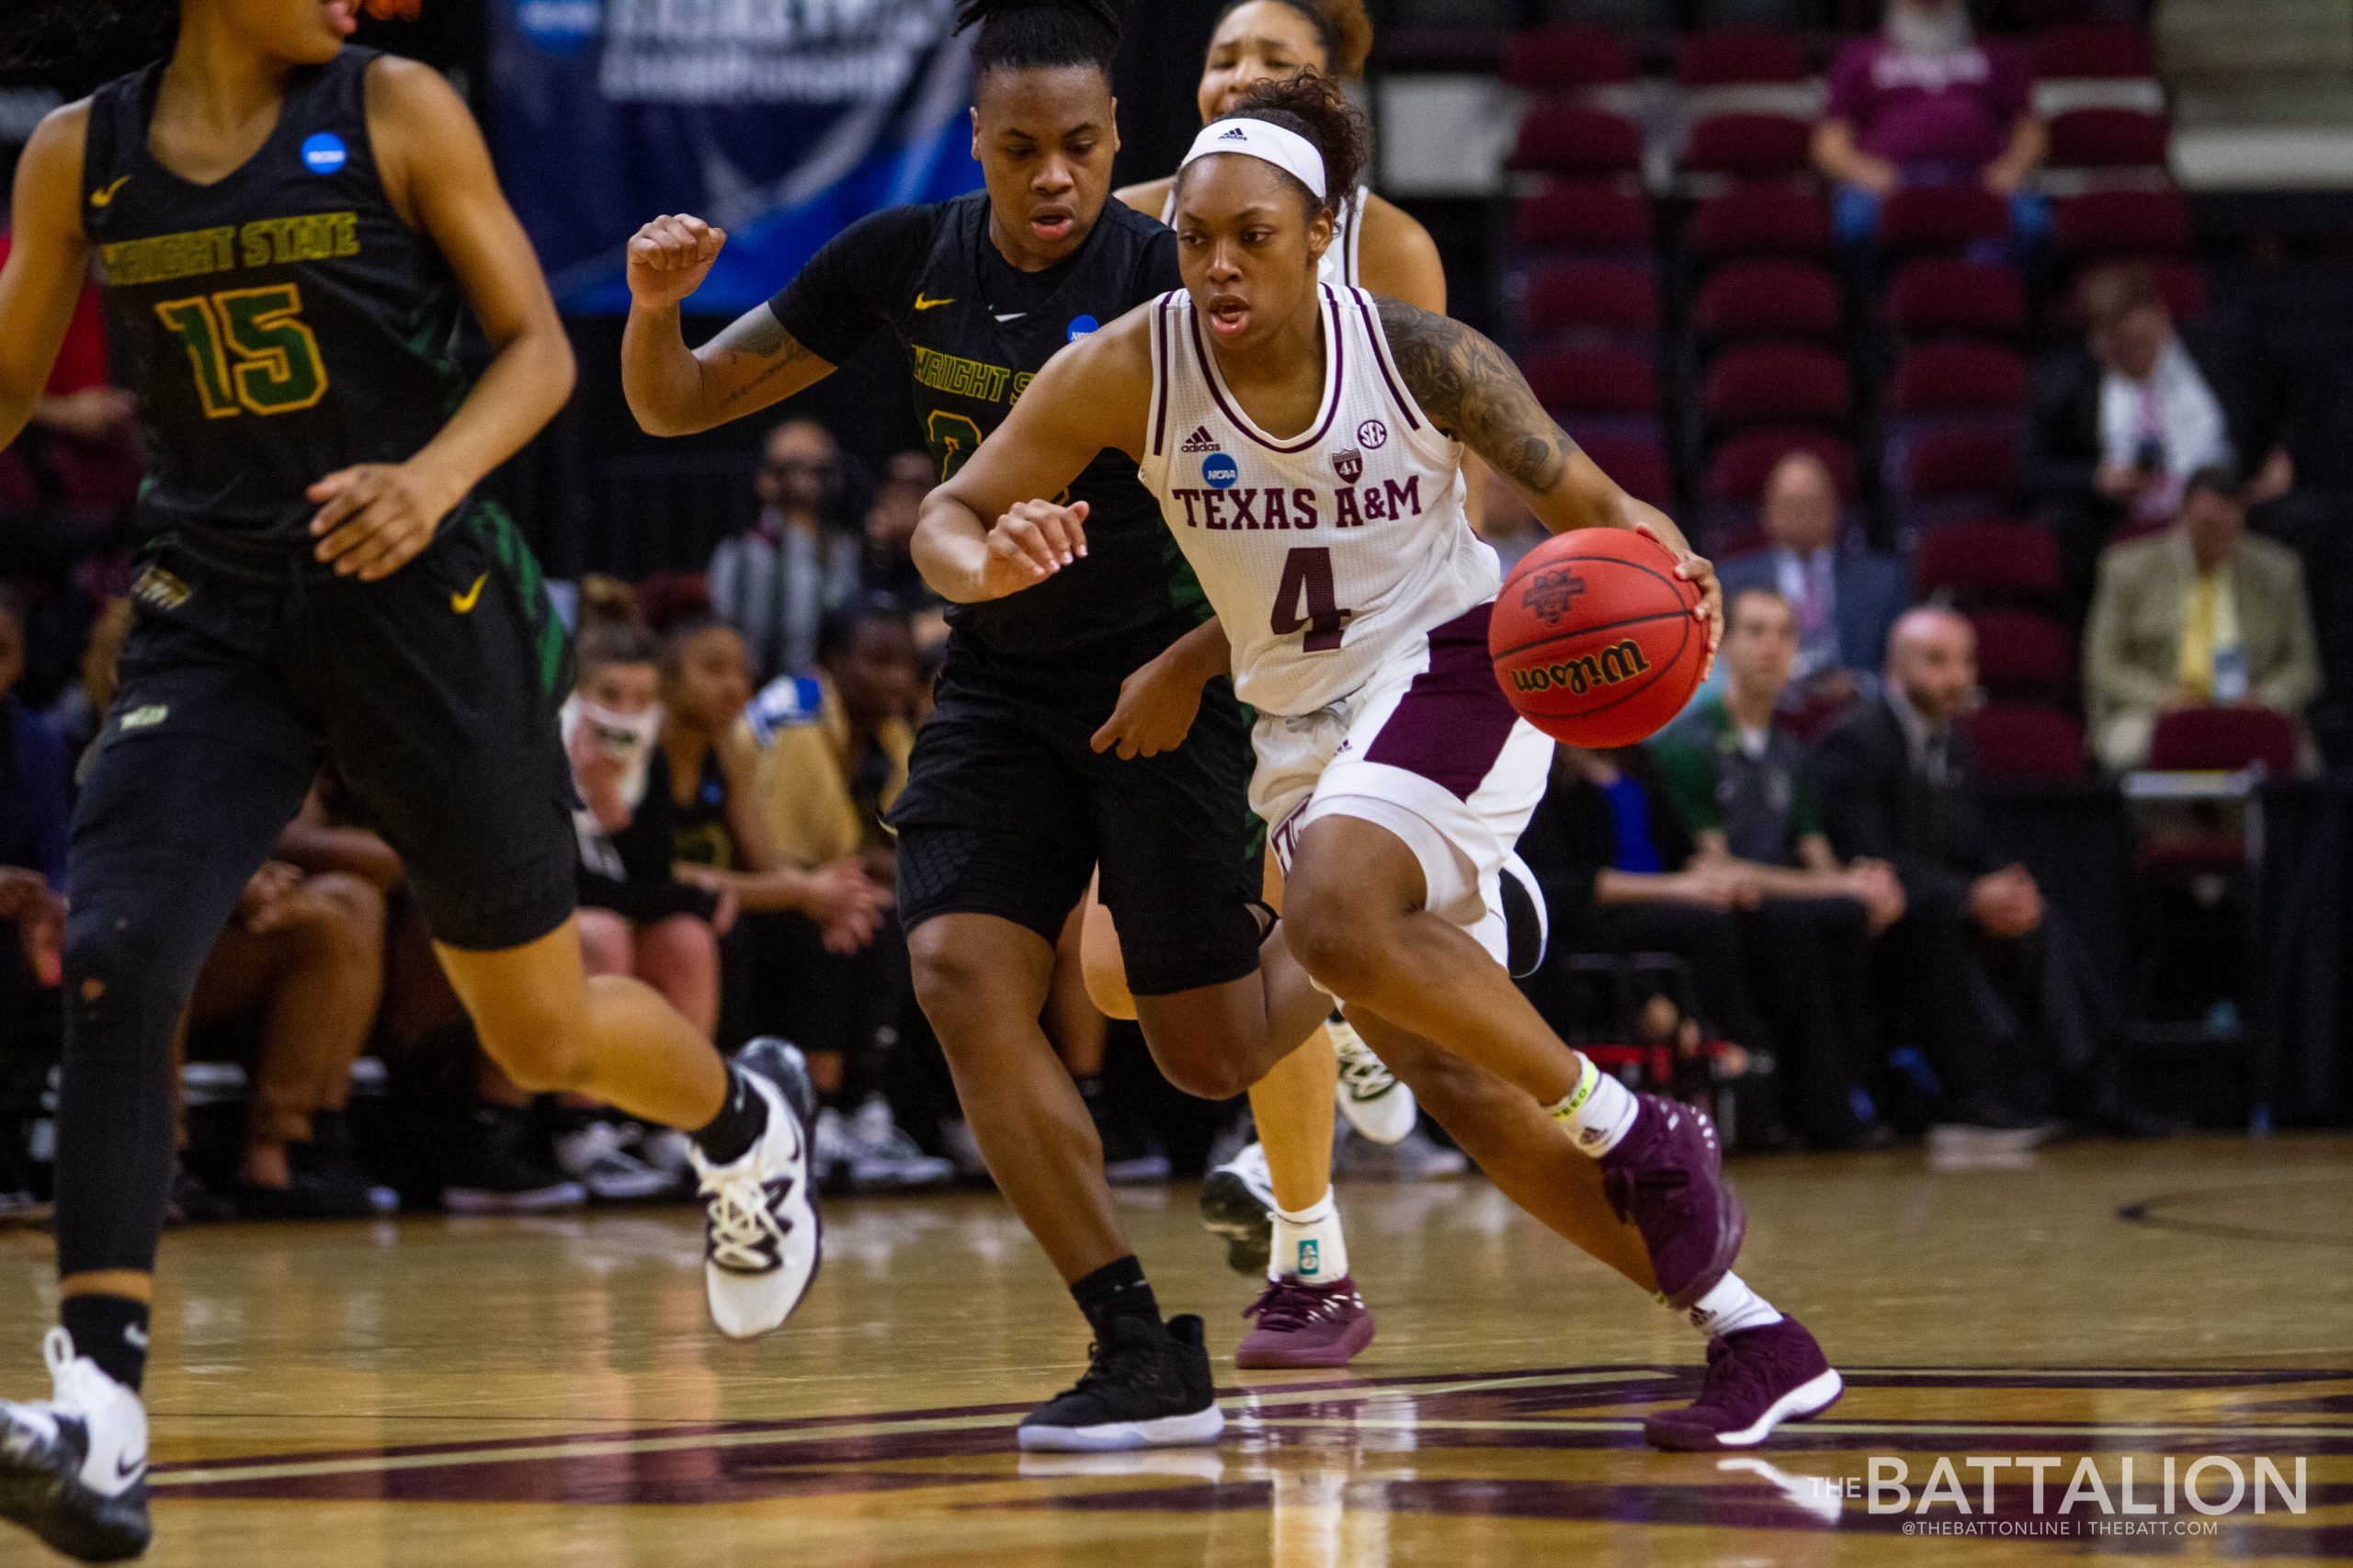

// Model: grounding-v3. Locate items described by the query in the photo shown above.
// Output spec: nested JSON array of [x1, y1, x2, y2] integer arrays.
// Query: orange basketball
[[1488, 528, 1706, 747]]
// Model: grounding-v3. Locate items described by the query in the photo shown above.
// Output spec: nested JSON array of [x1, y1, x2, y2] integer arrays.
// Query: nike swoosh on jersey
[[450, 574, 487, 614], [89, 176, 131, 208], [913, 293, 955, 311], [993, 312, 1027, 323]]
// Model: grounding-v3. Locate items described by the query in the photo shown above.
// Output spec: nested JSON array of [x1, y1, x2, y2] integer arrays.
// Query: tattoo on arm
[[711, 309, 821, 413], [1377, 297, 1578, 494]]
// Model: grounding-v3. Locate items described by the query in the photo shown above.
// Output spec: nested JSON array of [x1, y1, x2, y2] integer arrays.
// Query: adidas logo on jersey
[[1180, 426, 1222, 454]]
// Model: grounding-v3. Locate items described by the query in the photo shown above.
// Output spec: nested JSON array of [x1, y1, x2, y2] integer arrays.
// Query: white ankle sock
[[1549, 1056, 1639, 1156], [1269, 1192, 1348, 1283], [1686, 1272, 1782, 1340]]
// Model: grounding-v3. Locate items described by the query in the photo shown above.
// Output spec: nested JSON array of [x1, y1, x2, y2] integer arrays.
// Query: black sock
[[691, 1064, 770, 1165], [1071, 1256, 1161, 1339], [61, 1296, 149, 1392]]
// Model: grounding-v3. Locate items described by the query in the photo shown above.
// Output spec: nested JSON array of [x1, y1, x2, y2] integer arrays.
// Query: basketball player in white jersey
[[912, 74, 1843, 1450]]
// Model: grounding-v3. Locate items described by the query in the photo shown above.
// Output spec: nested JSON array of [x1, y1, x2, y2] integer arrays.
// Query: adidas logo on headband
[[1220, 126, 1251, 141], [1181, 117, 1329, 200]]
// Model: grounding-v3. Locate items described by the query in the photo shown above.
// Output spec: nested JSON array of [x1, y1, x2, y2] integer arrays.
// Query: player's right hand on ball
[[626, 214, 727, 308], [978, 498, 1089, 598]]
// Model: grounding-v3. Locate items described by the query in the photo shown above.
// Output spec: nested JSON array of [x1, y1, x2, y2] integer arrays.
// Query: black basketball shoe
[[1500, 850, 1551, 979], [0, 1330, 150, 1562], [1017, 1314, 1224, 1452]]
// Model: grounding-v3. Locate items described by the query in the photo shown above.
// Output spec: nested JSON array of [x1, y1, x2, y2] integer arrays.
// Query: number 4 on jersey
[[1272, 546, 1352, 652]]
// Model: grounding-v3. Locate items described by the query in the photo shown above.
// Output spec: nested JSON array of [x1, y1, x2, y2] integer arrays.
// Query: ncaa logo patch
[[301, 133, 348, 175], [1333, 448, 1362, 483], [1357, 418, 1389, 449], [1201, 452, 1239, 490], [1065, 314, 1098, 342]]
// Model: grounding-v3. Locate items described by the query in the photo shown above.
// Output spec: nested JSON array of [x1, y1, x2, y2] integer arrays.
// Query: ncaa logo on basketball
[[1357, 418, 1388, 449], [1520, 566, 1588, 626], [1201, 452, 1239, 490]]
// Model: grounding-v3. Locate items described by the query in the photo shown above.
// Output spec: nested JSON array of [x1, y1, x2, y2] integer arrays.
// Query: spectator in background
[[558, 579, 734, 1200], [741, 596, 951, 1192], [861, 449, 943, 610], [1715, 451, 1905, 715], [1814, 0, 2047, 246], [2084, 466, 2320, 773], [1654, 588, 1905, 1147], [2036, 267, 2297, 541], [0, 229, 140, 552], [181, 794, 393, 1219], [1815, 608, 2143, 1146], [1517, 745, 1768, 1072], [0, 587, 67, 1044], [707, 418, 862, 680]]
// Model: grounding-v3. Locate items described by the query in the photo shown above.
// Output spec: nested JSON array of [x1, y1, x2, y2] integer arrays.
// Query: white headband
[[1179, 117, 1327, 201]]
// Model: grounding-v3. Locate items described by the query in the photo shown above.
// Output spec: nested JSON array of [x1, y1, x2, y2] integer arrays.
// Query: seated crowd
[[0, 299, 2322, 1214]]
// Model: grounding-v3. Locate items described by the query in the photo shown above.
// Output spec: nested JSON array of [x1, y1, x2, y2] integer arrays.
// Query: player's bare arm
[[620, 215, 837, 436], [915, 305, 1155, 605], [1376, 295, 1720, 653], [0, 103, 94, 453], [308, 58, 577, 581]]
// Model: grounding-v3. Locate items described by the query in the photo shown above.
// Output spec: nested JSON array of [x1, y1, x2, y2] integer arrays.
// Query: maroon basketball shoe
[[1234, 1276, 1375, 1369], [1595, 1093, 1745, 1310], [1643, 1316, 1843, 1451]]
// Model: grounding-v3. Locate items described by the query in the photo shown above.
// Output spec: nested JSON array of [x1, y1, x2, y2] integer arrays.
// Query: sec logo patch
[[1358, 419, 1389, 449]]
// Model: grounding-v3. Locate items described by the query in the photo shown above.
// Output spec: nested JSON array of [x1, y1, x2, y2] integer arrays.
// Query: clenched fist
[[627, 214, 728, 310]]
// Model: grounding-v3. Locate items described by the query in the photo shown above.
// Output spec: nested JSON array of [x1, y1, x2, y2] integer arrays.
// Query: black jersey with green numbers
[[768, 190, 1206, 672], [81, 47, 469, 549]]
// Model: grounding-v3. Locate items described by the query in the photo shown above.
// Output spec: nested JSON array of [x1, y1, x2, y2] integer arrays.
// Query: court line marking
[[1247, 1416, 2353, 1440], [149, 1370, 1647, 1488]]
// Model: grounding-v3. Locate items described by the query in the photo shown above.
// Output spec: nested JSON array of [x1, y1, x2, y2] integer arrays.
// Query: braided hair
[[954, 0, 1124, 81]]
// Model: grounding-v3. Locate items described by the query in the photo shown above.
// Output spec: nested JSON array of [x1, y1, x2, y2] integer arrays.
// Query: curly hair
[[1189, 69, 1370, 215], [954, 0, 1123, 81], [1216, 0, 1372, 80]]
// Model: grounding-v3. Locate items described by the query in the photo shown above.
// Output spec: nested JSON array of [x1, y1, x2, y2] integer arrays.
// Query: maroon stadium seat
[[2147, 708, 2300, 775], [1887, 259, 2027, 341], [1679, 113, 1814, 179], [2031, 23, 2158, 80], [1688, 185, 1832, 261], [1511, 182, 1653, 255], [1697, 260, 1841, 344], [1879, 186, 2010, 256], [1965, 704, 2088, 780], [1677, 28, 1809, 86], [1507, 106, 1644, 178], [2057, 257, 2209, 327], [2047, 107, 2170, 171], [1501, 27, 1637, 91], [1915, 518, 2063, 604], [2052, 188, 2191, 259], [1703, 342, 1852, 431], [1890, 426, 2022, 506], [1968, 608, 2075, 702], [1703, 429, 1858, 503], [1520, 261, 1660, 341], [1574, 430, 1676, 510], [1891, 343, 2029, 416], [1523, 344, 1660, 416]]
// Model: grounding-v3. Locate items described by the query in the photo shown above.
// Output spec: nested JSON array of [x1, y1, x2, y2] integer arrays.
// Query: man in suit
[[2084, 466, 2321, 774], [1814, 608, 2136, 1147], [1717, 451, 1907, 713]]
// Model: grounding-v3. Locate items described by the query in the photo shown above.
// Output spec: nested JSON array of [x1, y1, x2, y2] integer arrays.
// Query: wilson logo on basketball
[[1518, 567, 1588, 625], [1508, 639, 1652, 697]]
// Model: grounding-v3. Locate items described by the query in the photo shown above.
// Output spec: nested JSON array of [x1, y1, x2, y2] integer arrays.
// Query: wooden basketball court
[[3, 1134, 2347, 1564]]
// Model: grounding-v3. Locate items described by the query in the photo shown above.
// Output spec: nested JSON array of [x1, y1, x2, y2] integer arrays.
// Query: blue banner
[[488, 0, 983, 314]]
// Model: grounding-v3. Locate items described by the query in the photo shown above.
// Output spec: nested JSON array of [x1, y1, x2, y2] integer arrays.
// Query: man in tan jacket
[[2084, 467, 2321, 773]]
